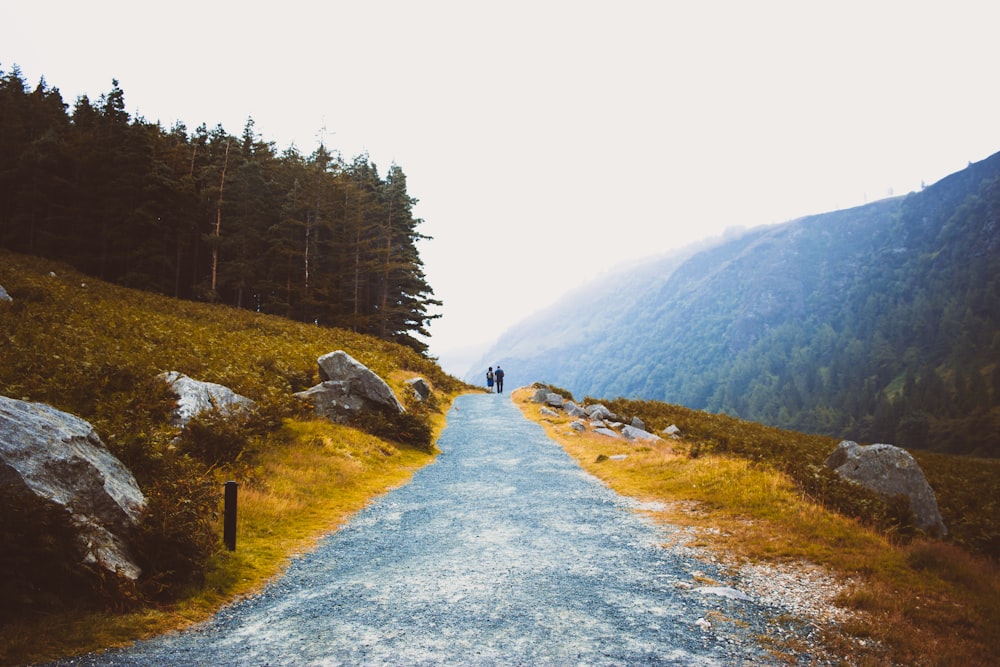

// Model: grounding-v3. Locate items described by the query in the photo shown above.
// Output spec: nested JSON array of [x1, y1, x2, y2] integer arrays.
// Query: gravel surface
[[51, 393, 842, 666]]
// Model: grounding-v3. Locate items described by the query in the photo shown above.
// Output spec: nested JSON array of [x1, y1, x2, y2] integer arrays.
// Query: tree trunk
[[211, 140, 230, 295]]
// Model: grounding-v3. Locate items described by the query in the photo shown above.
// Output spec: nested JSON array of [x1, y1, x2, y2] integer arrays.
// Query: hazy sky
[[4, 1, 1000, 375]]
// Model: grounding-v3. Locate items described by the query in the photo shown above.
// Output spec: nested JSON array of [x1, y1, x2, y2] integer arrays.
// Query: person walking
[[486, 367, 494, 393], [494, 364, 505, 394]]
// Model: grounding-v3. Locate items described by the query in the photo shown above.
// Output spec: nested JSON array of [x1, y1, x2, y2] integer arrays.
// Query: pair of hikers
[[486, 365, 505, 393]]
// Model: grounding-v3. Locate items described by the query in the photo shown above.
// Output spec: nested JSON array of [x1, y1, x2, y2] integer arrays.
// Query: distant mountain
[[474, 151, 1000, 456]]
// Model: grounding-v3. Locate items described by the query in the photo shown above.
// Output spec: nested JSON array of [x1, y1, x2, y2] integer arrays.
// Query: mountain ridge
[[475, 151, 1000, 456]]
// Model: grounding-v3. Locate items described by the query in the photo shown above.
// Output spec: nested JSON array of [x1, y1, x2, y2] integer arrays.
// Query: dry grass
[[0, 251, 464, 665], [514, 387, 1000, 666], [1, 417, 445, 665]]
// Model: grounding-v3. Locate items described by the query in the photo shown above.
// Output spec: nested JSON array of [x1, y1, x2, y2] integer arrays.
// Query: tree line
[[0, 66, 440, 353]]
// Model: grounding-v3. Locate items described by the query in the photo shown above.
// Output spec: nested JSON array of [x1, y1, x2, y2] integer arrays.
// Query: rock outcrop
[[0, 396, 146, 580], [621, 424, 661, 442], [585, 404, 615, 421], [159, 371, 255, 428], [295, 350, 405, 423], [406, 377, 431, 401], [528, 383, 663, 445], [825, 440, 947, 536]]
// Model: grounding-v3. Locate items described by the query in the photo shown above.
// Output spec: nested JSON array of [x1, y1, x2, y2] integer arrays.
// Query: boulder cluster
[[1, 346, 422, 587], [529, 385, 680, 445]]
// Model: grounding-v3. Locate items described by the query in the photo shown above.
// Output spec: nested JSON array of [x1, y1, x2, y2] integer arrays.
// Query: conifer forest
[[0, 68, 440, 353]]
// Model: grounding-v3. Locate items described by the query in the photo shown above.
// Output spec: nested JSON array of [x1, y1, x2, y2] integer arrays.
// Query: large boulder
[[825, 440, 947, 536], [295, 350, 405, 423], [0, 396, 146, 580], [159, 371, 255, 428], [586, 404, 614, 421]]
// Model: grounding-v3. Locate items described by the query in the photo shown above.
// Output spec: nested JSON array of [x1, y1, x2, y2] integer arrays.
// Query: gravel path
[[53, 393, 831, 666]]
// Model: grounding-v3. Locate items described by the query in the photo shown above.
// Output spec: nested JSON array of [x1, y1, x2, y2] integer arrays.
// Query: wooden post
[[224, 481, 238, 551]]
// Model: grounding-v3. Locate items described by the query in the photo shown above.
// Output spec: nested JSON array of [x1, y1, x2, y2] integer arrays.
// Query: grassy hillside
[[515, 386, 1000, 666], [0, 249, 468, 665]]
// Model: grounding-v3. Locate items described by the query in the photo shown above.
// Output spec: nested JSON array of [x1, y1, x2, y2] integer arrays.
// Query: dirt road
[[53, 393, 827, 666]]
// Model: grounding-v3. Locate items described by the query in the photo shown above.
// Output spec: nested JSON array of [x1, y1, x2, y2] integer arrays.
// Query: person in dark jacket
[[494, 364, 505, 393]]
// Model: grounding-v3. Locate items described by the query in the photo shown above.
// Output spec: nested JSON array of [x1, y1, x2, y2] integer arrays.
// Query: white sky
[[4, 1, 1000, 375]]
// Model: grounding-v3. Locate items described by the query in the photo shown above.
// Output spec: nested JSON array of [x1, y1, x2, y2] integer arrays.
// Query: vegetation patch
[[514, 387, 1000, 666], [0, 252, 466, 664]]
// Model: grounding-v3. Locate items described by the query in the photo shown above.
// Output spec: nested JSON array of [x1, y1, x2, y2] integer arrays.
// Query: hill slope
[[476, 151, 1000, 456], [0, 251, 465, 663]]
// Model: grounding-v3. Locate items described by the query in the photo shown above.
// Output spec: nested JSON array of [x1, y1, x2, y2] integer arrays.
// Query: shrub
[[0, 491, 97, 620], [133, 455, 220, 600], [175, 407, 254, 468], [544, 384, 575, 401], [349, 409, 434, 452], [91, 374, 180, 482]]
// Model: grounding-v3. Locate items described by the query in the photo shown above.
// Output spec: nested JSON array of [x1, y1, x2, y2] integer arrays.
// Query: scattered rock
[[622, 425, 662, 442], [159, 371, 255, 428], [406, 377, 431, 401], [585, 404, 613, 420], [735, 559, 856, 625], [0, 395, 146, 580], [0, 284, 11, 302], [526, 387, 668, 444], [825, 440, 946, 536], [295, 350, 405, 423], [697, 586, 752, 601]]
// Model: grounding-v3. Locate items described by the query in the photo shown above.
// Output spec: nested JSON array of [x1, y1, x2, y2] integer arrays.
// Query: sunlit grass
[[0, 418, 443, 665], [0, 251, 463, 665], [515, 387, 1000, 666]]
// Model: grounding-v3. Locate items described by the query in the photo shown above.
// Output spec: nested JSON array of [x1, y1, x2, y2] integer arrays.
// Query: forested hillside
[[0, 66, 439, 353], [478, 152, 1000, 457]]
